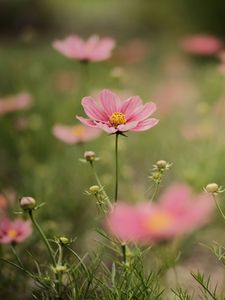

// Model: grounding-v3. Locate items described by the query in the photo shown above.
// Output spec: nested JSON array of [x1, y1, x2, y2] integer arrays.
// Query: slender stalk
[[150, 182, 160, 201], [115, 133, 119, 202], [90, 161, 111, 208], [113, 133, 127, 264], [11, 244, 23, 266], [213, 195, 225, 220], [28, 210, 56, 267], [121, 243, 126, 263]]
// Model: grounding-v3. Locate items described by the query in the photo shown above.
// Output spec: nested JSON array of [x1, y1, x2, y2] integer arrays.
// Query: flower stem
[[121, 243, 126, 263], [90, 161, 111, 208], [115, 133, 119, 202], [213, 194, 225, 220], [11, 244, 23, 266], [28, 210, 56, 267], [151, 182, 160, 201]]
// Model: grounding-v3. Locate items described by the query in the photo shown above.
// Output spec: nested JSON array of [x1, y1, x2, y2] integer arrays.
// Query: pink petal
[[129, 102, 157, 122], [53, 35, 85, 60], [53, 125, 79, 144], [120, 96, 142, 118], [76, 116, 98, 127], [106, 202, 147, 242], [90, 38, 115, 61], [131, 118, 159, 132], [82, 96, 108, 121], [95, 122, 117, 133], [99, 89, 121, 116], [117, 121, 139, 132]]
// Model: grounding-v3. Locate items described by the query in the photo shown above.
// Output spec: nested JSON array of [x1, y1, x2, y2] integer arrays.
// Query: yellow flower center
[[7, 229, 17, 238], [72, 125, 85, 137], [109, 112, 126, 128], [145, 211, 172, 232]]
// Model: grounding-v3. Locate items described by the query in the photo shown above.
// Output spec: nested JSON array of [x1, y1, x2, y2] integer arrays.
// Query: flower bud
[[84, 151, 96, 162], [58, 236, 70, 245], [89, 185, 101, 194], [19, 196, 36, 210], [52, 265, 68, 273], [205, 183, 219, 194], [156, 160, 167, 170]]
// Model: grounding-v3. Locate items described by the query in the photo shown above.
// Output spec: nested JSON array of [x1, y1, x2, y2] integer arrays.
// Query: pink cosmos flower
[[52, 123, 101, 144], [106, 183, 214, 243], [0, 92, 32, 116], [0, 217, 32, 244], [76, 89, 159, 133], [180, 34, 222, 56], [53, 35, 115, 62]]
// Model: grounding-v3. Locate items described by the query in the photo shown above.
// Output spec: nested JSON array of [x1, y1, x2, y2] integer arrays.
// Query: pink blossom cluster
[[106, 183, 214, 243]]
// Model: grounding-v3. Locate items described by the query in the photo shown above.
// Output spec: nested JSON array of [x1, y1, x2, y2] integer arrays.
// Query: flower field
[[0, 1, 225, 299]]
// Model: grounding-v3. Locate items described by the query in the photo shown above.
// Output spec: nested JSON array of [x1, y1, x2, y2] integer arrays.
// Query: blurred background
[[0, 0, 225, 298]]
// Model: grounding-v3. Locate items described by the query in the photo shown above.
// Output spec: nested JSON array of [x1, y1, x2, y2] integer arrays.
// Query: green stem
[[11, 244, 23, 266], [90, 162, 111, 208], [213, 195, 225, 220], [28, 210, 56, 267], [121, 243, 126, 264], [151, 182, 160, 201], [115, 133, 119, 202]]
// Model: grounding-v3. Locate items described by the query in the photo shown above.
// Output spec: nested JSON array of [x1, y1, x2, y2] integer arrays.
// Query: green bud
[[19, 197, 36, 210], [84, 151, 96, 162], [205, 183, 219, 194], [52, 265, 68, 273], [156, 160, 167, 170], [89, 185, 101, 194], [58, 236, 70, 245]]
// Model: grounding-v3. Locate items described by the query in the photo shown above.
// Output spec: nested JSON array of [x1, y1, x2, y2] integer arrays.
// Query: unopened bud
[[205, 183, 219, 194], [89, 185, 101, 194], [156, 160, 167, 170], [84, 151, 96, 162], [19, 197, 36, 210], [58, 236, 70, 245], [52, 265, 68, 273]]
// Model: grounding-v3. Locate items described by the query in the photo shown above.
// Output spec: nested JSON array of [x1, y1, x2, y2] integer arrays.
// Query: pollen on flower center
[[145, 212, 172, 232], [109, 112, 126, 127], [7, 229, 17, 238]]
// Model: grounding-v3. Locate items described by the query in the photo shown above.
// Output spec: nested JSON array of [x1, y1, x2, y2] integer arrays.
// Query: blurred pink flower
[[77, 89, 158, 133], [53, 35, 115, 62], [52, 124, 101, 144], [116, 39, 149, 64], [181, 122, 215, 141], [0, 92, 32, 116], [180, 34, 222, 56], [0, 217, 32, 244], [106, 183, 214, 243]]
